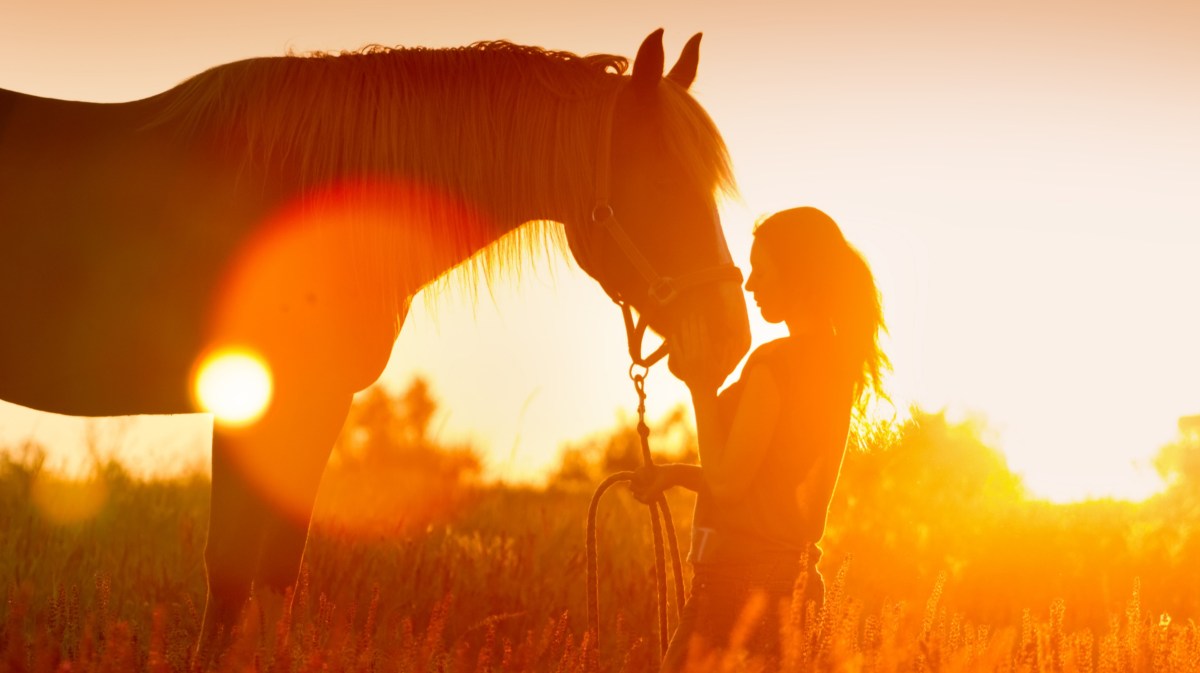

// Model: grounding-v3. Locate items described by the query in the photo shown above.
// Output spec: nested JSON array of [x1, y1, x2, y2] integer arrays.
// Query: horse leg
[[196, 434, 265, 660], [250, 390, 352, 640], [196, 383, 353, 662]]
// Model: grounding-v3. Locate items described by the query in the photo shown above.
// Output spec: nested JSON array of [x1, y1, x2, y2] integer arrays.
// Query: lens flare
[[193, 349, 273, 426]]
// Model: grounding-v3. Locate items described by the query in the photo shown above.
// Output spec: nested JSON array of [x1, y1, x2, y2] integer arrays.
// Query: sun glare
[[193, 349, 274, 426]]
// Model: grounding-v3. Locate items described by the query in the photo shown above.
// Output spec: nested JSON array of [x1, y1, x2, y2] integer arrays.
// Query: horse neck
[[266, 167, 568, 315], [155, 55, 620, 305], [254, 102, 609, 300]]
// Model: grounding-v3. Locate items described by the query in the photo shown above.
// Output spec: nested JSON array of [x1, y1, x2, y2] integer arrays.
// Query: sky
[[1, 0, 1197, 502]]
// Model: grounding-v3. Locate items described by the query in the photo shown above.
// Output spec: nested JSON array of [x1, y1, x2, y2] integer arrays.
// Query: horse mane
[[153, 41, 734, 318]]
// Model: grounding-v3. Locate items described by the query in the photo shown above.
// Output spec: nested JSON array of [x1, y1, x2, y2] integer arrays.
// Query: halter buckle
[[591, 203, 615, 224], [647, 279, 679, 306]]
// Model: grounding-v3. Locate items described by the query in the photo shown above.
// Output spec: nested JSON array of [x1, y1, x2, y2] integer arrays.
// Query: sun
[[193, 349, 274, 426]]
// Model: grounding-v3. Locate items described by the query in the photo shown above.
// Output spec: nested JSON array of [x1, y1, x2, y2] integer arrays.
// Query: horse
[[0, 29, 750, 651]]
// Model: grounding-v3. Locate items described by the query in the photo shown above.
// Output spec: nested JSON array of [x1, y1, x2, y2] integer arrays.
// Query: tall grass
[[5, 387, 1200, 671], [3, 461, 1199, 672]]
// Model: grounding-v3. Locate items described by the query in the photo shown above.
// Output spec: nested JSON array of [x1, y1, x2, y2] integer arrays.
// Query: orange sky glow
[[1, 0, 1197, 503]]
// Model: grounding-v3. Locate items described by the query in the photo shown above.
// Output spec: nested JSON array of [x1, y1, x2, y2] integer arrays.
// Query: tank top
[[687, 334, 853, 569]]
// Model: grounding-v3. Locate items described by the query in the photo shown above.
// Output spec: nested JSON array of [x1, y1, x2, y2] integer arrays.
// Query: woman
[[631, 206, 889, 669]]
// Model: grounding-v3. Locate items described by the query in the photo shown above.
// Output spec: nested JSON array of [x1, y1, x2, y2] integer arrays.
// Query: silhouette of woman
[[632, 206, 889, 669]]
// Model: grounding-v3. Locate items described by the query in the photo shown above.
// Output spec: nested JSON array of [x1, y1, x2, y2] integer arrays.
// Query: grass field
[[4, 384, 1200, 671]]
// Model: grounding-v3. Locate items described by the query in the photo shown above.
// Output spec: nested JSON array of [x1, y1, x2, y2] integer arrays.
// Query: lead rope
[[585, 360, 686, 663]]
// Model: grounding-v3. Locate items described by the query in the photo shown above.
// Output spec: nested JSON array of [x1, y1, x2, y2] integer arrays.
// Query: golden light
[[193, 349, 274, 426]]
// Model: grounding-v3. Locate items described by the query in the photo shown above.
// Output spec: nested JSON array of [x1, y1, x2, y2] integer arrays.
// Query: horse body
[[0, 32, 751, 657], [0, 83, 460, 416], [0, 90, 267, 414]]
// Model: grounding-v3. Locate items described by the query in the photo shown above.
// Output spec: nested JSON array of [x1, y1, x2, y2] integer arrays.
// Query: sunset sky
[[0, 0, 1197, 502]]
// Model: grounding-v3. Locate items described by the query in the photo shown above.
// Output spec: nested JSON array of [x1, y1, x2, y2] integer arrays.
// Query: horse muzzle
[[663, 278, 750, 387]]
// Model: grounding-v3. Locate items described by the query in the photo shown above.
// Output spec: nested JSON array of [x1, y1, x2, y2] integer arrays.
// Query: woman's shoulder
[[743, 334, 840, 381], [718, 340, 787, 403], [743, 338, 793, 374]]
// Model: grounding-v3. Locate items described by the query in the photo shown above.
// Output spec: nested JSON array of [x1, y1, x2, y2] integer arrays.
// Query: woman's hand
[[668, 314, 726, 393], [630, 465, 673, 504]]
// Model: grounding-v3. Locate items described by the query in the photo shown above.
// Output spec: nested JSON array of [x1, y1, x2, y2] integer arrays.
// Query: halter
[[588, 83, 743, 369]]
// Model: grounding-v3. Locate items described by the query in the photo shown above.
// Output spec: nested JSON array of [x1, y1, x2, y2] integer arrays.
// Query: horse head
[[566, 30, 750, 385]]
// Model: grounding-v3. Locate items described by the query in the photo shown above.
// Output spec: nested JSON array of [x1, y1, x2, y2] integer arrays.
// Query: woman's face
[[745, 242, 792, 324]]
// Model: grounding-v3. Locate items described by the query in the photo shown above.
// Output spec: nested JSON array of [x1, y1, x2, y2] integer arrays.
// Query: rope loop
[[587, 346, 685, 664]]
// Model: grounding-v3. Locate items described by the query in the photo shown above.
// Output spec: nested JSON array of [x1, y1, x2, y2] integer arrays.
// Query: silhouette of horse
[[0, 30, 750, 647]]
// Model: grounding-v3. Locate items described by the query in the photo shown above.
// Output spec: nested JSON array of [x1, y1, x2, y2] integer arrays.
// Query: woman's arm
[[637, 317, 782, 504], [628, 368, 778, 503], [695, 365, 781, 502]]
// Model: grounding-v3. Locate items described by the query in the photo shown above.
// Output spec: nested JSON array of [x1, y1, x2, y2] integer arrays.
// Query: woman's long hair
[[752, 207, 891, 430]]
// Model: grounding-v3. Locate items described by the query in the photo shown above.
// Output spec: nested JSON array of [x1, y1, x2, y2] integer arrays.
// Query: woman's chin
[[758, 309, 785, 325]]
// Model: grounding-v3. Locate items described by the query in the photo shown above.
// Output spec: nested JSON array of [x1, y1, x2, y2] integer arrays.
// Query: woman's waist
[[690, 557, 816, 596], [688, 522, 822, 564]]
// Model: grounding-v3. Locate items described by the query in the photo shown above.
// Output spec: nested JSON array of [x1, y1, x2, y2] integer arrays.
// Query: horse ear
[[666, 33, 702, 90], [631, 29, 665, 94]]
